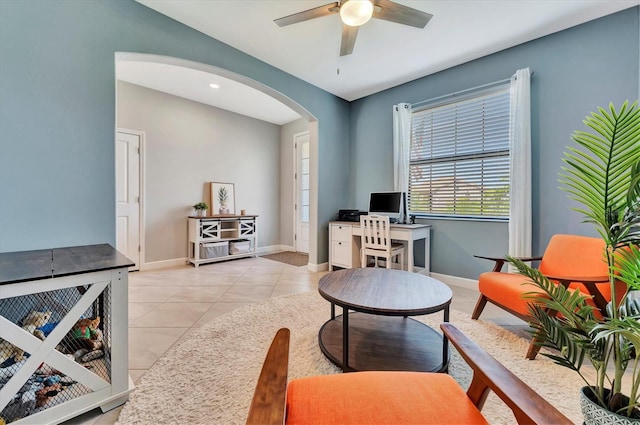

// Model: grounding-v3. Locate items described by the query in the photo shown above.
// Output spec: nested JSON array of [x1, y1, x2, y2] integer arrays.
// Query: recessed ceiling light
[[209, 83, 220, 89]]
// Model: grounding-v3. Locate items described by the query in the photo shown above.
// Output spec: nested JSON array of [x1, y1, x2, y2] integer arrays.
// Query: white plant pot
[[580, 386, 640, 425]]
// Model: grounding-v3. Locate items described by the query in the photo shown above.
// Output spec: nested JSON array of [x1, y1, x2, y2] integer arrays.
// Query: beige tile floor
[[64, 256, 527, 425]]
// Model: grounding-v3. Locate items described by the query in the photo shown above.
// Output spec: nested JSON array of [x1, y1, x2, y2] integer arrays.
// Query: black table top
[[0, 244, 134, 285]]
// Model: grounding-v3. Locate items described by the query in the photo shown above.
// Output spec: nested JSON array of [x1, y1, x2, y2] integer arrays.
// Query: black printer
[[338, 209, 367, 222]]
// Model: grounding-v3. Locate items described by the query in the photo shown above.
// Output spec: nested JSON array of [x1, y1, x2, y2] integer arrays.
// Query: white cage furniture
[[0, 244, 133, 424]]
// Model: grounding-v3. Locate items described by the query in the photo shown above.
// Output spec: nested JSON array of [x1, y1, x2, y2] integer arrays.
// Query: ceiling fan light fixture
[[339, 0, 374, 27]]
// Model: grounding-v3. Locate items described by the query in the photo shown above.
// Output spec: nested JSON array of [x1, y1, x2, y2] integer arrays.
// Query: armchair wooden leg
[[526, 324, 549, 360], [471, 294, 488, 320], [526, 338, 543, 360]]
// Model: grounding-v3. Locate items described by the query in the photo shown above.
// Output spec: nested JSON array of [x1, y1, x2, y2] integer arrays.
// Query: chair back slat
[[539, 234, 607, 277], [360, 215, 391, 253]]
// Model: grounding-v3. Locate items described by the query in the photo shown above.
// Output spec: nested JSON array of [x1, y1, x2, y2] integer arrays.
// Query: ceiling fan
[[274, 0, 433, 56]]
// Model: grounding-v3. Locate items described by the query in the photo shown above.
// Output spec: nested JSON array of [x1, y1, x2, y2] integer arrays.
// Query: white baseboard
[[256, 245, 292, 254], [140, 246, 293, 271], [141, 258, 188, 271], [307, 262, 329, 272], [429, 272, 478, 291], [141, 246, 317, 271]]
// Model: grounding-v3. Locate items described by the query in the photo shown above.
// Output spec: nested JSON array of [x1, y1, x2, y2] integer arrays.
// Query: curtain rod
[[410, 71, 534, 109]]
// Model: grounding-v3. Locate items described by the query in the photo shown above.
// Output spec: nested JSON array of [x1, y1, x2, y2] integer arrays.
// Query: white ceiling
[[127, 0, 638, 125], [116, 61, 301, 125]]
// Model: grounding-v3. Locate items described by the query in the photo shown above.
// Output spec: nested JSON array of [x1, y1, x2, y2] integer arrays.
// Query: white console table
[[187, 215, 258, 267], [329, 221, 431, 273], [0, 244, 133, 424]]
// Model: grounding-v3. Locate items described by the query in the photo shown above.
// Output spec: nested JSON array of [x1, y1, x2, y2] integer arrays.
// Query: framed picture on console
[[210, 182, 235, 215]]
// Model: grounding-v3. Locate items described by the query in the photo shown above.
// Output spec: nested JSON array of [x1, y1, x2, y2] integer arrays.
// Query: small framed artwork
[[210, 182, 236, 215]]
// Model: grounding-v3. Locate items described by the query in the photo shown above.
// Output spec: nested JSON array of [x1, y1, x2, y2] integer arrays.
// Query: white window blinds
[[409, 85, 511, 219]]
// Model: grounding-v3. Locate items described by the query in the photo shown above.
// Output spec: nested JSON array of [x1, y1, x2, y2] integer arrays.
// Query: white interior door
[[295, 132, 310, 253], [115, 131, 141, 270]]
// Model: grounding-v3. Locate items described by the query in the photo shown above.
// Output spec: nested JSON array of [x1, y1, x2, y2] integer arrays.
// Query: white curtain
[[508, 68, 532, 261], [393, 103, 412, 221]]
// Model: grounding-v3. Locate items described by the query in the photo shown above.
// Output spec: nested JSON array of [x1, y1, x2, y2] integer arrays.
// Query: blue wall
[[349, 7, 639, 279], [1, 1, 638, 277], [0, 0, 351, 261]]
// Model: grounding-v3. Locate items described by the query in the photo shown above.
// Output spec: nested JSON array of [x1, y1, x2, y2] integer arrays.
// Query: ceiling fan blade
[[274, 2, 339, 27], [373, 0, 433, 29], [340, 24, 359, 56]]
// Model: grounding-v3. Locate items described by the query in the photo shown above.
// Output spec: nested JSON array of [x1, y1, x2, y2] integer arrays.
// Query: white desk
[[329, 221, 431, 273]]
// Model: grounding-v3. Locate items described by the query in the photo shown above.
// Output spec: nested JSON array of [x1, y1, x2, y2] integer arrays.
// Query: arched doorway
[[114, 53, 319, 269]]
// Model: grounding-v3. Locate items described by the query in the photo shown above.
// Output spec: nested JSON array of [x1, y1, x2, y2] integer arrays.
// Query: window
[[409, 85, 511, 219]]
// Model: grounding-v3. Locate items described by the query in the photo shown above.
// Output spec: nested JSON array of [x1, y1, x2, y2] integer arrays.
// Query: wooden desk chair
[[360, 215, 405, 270], [472, 234, 625, 359], [246, 326, 572, 425]]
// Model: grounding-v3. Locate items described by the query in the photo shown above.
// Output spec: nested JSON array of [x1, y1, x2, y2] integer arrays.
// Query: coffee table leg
[[443, 305, 450, 371], [343, 306, 349, 370], [331, 302, 335, 320]]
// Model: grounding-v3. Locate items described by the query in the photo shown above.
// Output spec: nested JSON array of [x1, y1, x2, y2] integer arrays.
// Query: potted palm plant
[[509, 101, 640, 424]]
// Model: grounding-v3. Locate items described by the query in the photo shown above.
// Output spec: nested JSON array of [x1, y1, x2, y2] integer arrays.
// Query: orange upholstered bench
[[246, 326, 572, 425]]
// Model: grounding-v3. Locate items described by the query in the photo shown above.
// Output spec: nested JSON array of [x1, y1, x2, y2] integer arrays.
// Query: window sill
[[411, 214, 508, 223]]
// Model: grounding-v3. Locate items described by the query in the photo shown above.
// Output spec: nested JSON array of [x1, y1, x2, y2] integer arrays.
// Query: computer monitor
[[368, 191, 404, 222]]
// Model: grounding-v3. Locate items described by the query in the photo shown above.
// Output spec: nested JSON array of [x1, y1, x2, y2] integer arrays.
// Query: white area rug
[[117, 291, 583, 424]]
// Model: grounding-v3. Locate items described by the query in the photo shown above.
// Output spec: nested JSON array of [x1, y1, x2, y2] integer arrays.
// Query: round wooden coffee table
[[318, 268, 453, 372]]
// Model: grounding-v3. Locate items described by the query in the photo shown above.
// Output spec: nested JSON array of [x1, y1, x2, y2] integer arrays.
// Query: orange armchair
[[246, 326, 571, 425], [472, 234, 625, 359]]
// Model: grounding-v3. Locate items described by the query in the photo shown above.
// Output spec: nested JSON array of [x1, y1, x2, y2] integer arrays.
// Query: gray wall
[[280, 119, 310, 247], [349, 8, 639, 279], [117, 81, 281, 263], [1, 1, 637, 275], [0, 0, 351, 264]]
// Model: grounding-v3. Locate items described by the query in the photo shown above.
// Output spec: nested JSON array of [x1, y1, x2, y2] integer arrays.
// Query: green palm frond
[[509, 256, 597, 324], [618, 293, 640, 316], [627, 161, 640, 207], [559, 101, 640, 244], [529, 306, 588, 370], [612, 245, 640, 292], [592, 317, 640, 365], [611, 213, 640, 246], [617, 161, 640, 246]]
